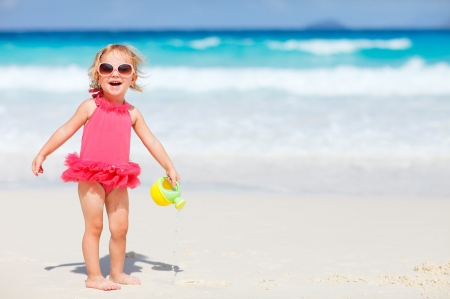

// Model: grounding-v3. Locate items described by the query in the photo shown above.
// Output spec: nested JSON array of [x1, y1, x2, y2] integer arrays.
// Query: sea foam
[[168, 37, 222, 49], [265, 38, 412, 55], [1, 58, 449, 96]]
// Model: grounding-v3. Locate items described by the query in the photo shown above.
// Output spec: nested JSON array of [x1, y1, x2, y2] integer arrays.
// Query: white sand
[[4, 153, 450, 197], [0, 188, 449, 298]]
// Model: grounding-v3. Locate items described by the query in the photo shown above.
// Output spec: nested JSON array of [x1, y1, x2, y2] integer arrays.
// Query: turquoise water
[[1, 30, 449, 67], [1, 30, 450, 158]]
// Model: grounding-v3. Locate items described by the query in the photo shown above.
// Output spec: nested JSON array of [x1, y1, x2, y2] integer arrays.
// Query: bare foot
[[86, 276, 121, 291], [109, 273, 141, 285]]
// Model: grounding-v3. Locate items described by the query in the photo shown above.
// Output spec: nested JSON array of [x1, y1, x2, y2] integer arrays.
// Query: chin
[[104, 87, 126, 96]]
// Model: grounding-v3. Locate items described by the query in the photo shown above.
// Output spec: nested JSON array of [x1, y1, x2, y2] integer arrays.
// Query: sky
[[0, 0, 449, 30]]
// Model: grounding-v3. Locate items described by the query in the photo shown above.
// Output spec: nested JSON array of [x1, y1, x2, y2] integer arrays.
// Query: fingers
[[170, 176, 176, 187], [165, 175, 174, 187], [32, 161, 38, 176], [32, 157, 44, 176], [33, 165, 44, 176], [165, 170, 180, 187]]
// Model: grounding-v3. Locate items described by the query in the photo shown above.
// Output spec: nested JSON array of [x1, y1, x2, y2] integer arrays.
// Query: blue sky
[[0, 0, 449, 30]]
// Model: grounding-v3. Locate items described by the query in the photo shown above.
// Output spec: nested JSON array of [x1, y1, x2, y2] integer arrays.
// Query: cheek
[[98, 77, 107, 85]]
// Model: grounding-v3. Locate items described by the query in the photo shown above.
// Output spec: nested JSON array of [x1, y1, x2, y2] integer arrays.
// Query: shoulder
[[128, 104, 144, 125], [80, 98, 96, 108], [77, 98, 97, 118]]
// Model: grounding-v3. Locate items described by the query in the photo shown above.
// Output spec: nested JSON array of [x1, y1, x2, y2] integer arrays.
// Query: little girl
[[31, 44, 180, 291]]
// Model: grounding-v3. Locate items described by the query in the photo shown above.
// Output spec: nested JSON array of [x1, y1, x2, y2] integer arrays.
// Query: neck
[[102, 92, 125, 104]]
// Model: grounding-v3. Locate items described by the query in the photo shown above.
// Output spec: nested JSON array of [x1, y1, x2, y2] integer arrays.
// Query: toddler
[[32, 44, 180, 291]]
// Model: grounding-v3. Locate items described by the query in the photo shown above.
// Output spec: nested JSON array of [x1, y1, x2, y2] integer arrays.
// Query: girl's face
[[97, 51, 137, 102]]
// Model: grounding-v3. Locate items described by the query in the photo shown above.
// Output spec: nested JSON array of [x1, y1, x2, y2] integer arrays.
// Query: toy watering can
[[150, 176, 186, 210]]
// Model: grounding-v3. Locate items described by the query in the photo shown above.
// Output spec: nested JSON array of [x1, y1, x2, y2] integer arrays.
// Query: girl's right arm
[[31, 99, 94, 176]]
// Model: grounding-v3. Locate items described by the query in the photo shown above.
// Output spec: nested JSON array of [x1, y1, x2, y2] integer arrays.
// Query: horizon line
[[0, 27, 449, 33]]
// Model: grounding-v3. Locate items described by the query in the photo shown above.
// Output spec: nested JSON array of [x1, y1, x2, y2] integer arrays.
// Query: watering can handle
[[163, 176, 180, 189]]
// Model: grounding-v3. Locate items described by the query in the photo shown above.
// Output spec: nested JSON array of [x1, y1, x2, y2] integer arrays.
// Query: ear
[[132, 73, 138, 83]]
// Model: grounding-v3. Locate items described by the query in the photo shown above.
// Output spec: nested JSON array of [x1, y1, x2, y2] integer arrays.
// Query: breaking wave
[[266, 38, 412, 55], [1, 58, 448, 96]]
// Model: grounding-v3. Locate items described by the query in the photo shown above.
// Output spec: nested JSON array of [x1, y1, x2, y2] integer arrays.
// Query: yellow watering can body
[[150, 176, 186, 210]]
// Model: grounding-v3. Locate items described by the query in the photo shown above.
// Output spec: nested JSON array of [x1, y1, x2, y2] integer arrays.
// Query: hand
[[32, 155, 45, 176], [166, 168, 180, 188]]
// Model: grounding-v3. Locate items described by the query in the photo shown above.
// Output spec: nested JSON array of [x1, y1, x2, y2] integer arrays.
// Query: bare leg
[[78, 182, 121, 291], [106, 188, 141, 285]]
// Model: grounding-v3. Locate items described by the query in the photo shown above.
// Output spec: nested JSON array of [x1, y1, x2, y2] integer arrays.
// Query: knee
[[86, 221, 103, 237], [110, 221, 128, 239]]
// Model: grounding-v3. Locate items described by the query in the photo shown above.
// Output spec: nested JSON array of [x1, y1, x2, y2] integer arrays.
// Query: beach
[[1, 29, 450, 298], [1, 155, 450, 298], [1, 189, 450, 298]]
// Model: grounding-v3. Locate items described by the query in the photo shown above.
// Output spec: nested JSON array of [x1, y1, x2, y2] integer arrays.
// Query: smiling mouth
[[109, 82, 122, 86]]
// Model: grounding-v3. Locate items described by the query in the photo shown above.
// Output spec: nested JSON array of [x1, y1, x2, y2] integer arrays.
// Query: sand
[[1, 187, 450, 299], [4, 153, 450, 197]]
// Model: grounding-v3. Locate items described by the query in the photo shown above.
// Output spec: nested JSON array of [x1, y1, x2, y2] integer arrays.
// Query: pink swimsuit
[[61, 92, 141, 194]]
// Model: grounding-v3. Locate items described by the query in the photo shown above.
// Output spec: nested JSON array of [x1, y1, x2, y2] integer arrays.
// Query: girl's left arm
[[131, 107, 180, 186]]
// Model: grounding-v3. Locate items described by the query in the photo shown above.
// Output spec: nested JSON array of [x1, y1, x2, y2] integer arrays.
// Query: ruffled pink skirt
[[61, 153, 141, 189]]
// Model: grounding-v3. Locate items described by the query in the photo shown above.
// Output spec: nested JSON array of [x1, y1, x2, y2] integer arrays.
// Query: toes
[[86, 278, 121, 291], [109, 273, 140, 285], [108, 283, 120, 290]]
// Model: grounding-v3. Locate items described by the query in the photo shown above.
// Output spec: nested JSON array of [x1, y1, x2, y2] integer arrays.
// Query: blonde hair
[[88, 44, 145, 92]]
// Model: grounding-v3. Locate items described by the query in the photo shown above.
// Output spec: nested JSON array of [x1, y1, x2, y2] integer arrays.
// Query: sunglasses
[[97, 62, 135, 77]]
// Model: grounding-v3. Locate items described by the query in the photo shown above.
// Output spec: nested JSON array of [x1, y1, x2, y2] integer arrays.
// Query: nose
[[111, 69, 120, 76]]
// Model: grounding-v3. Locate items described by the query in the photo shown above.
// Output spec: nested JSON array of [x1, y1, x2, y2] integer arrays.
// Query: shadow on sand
[[44, 252, 182, 277]]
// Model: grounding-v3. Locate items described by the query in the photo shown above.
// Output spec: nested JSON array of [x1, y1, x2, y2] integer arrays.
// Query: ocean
[[1, 30, 450, 160], [1, 30, 450, 192]]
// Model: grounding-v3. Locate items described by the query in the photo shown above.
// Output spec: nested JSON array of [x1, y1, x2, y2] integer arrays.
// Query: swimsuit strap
[[89, 89, 130, 114], [89, 88, 103, 99]]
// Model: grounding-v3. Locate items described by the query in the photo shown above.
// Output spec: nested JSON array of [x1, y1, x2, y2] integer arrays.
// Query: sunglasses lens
[[118, 64, 133, 76], [99, 63, 113, 75]]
